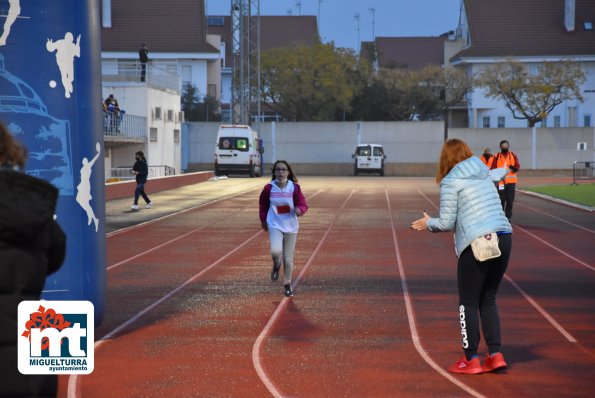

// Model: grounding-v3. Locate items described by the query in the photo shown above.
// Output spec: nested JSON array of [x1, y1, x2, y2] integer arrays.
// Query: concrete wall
[[184, 121, 595, 175]]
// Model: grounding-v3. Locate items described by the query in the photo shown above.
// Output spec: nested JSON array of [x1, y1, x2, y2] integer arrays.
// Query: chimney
[[564, 0, 575, 32], [102, 0, 112, 28]]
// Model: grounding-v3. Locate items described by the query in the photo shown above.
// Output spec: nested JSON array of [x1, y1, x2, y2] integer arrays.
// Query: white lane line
[[68, 228, 265, 398], [387, 190, 486, 398], [514, 224, 595, 272], [252, 189, 355, 398], [106, 187, 260, 238], [516, 201, 595, 234], [70, 188, 326, 398], [418, 189, 581, 343], [503, 275, 577, 342], [107, 224, 208, 271]]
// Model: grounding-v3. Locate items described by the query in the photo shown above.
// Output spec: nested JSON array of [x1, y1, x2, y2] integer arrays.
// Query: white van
[[352, 144, 386, 176], [214, 125, 264, 177]]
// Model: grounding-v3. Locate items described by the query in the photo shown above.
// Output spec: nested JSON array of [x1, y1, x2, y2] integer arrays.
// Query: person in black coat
[[0, 122, 66, 397], [139, 43, 149, 82], [130, 150, 152, 210]]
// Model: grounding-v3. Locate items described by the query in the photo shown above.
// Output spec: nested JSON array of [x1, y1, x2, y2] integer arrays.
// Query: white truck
[[214, 125, 264, 177], [352, 144, 386, 176]]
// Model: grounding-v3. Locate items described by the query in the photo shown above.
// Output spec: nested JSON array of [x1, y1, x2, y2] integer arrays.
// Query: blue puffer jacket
[[426, 156, 512, 257]]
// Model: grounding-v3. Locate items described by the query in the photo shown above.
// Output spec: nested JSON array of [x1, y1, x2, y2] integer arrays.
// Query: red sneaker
[[448, 356, 483, 374], [483, 352, 507, 372]]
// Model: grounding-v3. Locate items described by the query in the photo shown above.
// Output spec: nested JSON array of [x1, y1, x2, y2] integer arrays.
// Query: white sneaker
[[145, 202, 152, 209], [131, 204, 139, 210]]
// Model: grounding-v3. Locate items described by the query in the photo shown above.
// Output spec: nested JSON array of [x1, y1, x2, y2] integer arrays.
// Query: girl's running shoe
[[483, 352, 507, 372], [448, 356, 483, 374], [284, 284, 293, 297]]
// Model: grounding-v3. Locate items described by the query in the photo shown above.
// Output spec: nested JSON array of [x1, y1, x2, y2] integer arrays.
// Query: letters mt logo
[[18, 301, 94, 375]]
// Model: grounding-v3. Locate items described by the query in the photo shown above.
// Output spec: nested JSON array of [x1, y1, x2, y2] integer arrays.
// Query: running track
[[59, 177, 595, 398]]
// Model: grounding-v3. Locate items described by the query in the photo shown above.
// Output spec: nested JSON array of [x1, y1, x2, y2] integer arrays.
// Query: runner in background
[[411, 138, 512, 375], [259, 160, 308, 297]]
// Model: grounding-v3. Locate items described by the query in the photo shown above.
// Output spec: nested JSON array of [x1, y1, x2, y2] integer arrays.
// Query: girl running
[[259, 160, 308, 297]]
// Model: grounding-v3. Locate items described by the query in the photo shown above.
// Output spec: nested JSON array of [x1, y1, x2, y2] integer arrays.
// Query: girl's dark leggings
[[134, 182, 150, 205], [457, 233, 512, 360]]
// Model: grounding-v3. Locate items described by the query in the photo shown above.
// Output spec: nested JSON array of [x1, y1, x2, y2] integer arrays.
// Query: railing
[[109, 165, 176, 180], [572, 161, 595, 185], [103, 112, 147, 139], [101, 60, 180, 93]]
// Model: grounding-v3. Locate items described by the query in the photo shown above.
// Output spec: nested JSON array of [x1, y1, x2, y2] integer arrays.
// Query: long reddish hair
[[0, 122, 27, 169], [435, 139, 474, 184]]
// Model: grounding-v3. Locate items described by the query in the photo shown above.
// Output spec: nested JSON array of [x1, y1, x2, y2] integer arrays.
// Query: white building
[[449, 0, 595, 128], [100, 0, 219, 177]]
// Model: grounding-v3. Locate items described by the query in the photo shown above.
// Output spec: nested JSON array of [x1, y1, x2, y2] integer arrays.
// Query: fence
[[103, 112, 147, 139], [572, 161, 595, 184], [108, 165, 176, 180], [101, 60, 180, 93]]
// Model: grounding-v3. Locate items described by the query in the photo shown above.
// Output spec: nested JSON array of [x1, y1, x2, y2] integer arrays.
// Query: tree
[[350, 65, 473, 122], [181, 84, 221, 122], [477, 60, 585, 127], [260, 43, 355, 121]]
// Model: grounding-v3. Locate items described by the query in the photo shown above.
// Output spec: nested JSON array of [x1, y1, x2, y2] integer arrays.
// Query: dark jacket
[[0, 169, 66, 397], [139, 47, 149, 63], [132, 158, 149, 183]]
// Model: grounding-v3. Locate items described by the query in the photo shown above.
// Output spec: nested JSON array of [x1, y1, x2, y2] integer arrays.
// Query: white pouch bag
[[470, 233, 501, 262]]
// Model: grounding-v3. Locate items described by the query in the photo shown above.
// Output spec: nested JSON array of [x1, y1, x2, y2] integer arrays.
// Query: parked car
[[352, 144, 386, 176], [214, 125, 263, 177]]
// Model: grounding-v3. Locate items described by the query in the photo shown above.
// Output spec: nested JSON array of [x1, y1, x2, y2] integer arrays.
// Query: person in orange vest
[[490, 140, 520, 221], [480, 147, 494, 168]]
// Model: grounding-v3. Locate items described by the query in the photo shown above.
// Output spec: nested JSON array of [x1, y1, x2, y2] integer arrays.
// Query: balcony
[[101, 60, 180, 94], [103, 111, 147, 143]]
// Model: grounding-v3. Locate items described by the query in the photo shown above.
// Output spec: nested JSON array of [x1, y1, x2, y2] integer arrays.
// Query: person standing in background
[[480, 147, 494, 168], [131, 151, 152, 210], [0, 122, 67, 397], [490, 140, 520, 221], [139, 43, 149, 82]]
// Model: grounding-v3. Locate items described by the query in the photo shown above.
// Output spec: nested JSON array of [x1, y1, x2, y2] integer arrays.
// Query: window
[[150, 127, 158, 141], [541, 116, 548, 127], [497, 117, 505, 128], [554, 115, 561, 127], [373, 147, 384, 156], [167, 109, 174, 122], [482, 116, 491, 128], [178, 111, 185, 123], [207, 84, 217, 98], [173, 129, 180, 143], [154, 107, 162, 120], [218, 137, 249, 152], [585, 115, 592, 127], [181, 65, 192, 86], [207, 16, 225, 26], [356, 145, 371, 156]]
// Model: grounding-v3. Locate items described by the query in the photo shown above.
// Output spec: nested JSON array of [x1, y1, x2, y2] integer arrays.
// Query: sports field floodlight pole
[[354, 12, 360, 55], [368, 7, 375, 40]]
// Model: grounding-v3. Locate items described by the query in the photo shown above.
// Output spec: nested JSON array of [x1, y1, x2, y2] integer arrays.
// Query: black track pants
[[457, 234, 512, 360]]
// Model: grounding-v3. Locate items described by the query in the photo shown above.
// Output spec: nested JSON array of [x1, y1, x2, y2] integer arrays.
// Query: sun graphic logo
[[18, 301, 94, 375]]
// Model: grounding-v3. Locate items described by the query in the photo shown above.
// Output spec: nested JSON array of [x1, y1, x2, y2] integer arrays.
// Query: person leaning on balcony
[[104, 94, 121, 132], [490, 140, 520, 221]]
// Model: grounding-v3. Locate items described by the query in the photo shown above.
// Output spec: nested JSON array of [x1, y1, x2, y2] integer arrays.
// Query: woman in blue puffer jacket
[[412, 138, 513, 375]]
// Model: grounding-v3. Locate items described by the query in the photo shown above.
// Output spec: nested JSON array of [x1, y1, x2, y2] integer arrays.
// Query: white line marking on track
[[69, 229, 265, 398], [514, 224, 595, 272], [516, 201, 595, 234], [252, 189, 355, 398], [503, 275, 577, 342], [106, 187, 260, 238], [107, 224, 208, 271], [418, 189, 582, 343], [386, 190, 487, 398]]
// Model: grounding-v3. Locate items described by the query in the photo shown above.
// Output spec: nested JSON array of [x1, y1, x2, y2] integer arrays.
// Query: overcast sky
[[206, 0, 462, 50]]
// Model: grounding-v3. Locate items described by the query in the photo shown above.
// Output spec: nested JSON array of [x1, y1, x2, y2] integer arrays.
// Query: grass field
[[524, 183, 595, 207]]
